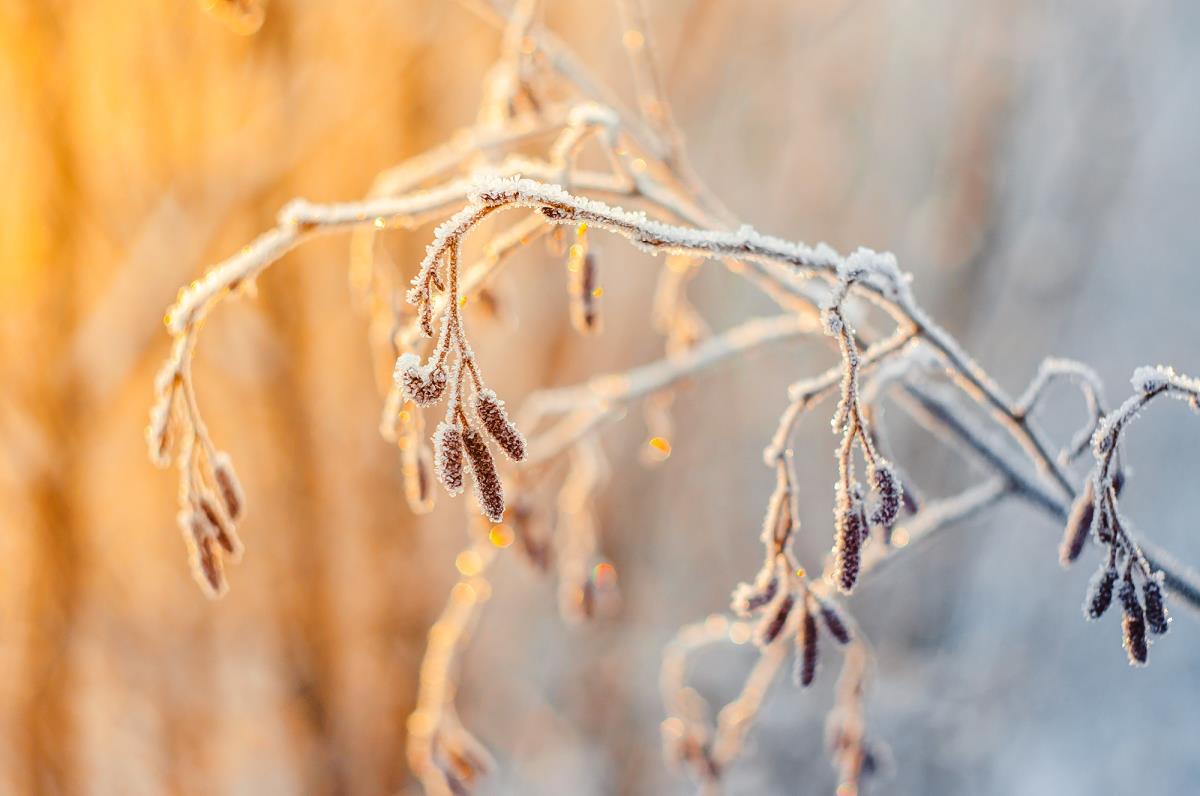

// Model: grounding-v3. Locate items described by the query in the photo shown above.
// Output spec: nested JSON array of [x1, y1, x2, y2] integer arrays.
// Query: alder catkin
[[185, 513, 225, 597], [834, 486, 867, 594], [395, 353, 448, 407], [758, 592, 795, 646], [433, 422, 465, 496], [795, 599, 819, 687], [1060, 480, 1095, 567], [463, 428, 505, 523], [569, 252, 601, 334], [1143, 577, 1169, 636], [212, 452, 244, 522], [474, 389, 527, 461], [732, 566, 779, 616], [199, 494, 241, 557], [816, 595, 853, 645], [1119, 579, 1148, 666], [402, 441, 437, 514], [869, 461, 901, 528], [1085, 564, 1117, 620]]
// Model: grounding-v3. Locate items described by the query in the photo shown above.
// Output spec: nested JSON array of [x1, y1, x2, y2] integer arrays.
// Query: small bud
[[433, 422, 465, 496], [1085, 564, 1117, 620], [463, 428, 505, 523], [1131, 365, 1170, 394], [757, 592, 795, 646], [794, 601, 819, 687], [1059, 480, 1095, 567], [395, 353, 447, 407], [474, 389, 526, 461], [1143, 577, 1169, 636], [868, 461, 901, 528], [1119, 579, 1148, 666]]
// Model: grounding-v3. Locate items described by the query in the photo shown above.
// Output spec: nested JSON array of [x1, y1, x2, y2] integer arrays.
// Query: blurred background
[[2, 0, 1199, 793]]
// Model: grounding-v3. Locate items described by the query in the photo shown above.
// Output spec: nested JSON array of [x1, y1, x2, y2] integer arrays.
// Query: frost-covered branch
[[146, 3, 1200, 794]]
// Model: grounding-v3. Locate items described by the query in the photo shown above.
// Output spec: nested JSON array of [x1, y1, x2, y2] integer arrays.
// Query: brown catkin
[[463, 428, 505, 523], [474, 389, 527, 461], [1119, 579, 1148, 666], [817, 596, 853, 645], [212, 452, 244, 521], [569, 252, 601, 334], [736, 571, 780, 616], [403, 442, 436, 514], [199, 494, 241, 557], [834, 488, 867, 594], [1143, 577, 1169, 636], [795, 599, 819, 687], [433, 422, 465, 496], [869, 462, 901, 528], [395, 353, 447, 407], [758, 592, 795, 646], [1085, 564, 1118, 619], [187, 515, 224, 597], [1060, 480, 1095, 567]]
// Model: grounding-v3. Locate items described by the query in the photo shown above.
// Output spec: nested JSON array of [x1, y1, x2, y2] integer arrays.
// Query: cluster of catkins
[[395, 352, 526, 523], [733, 558, 853, 687], [178, 452, 245, 596], [1062, 470, 1170, 665], [832, 460, 903, 594]]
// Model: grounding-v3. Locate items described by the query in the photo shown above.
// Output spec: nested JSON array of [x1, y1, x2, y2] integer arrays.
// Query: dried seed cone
[[1119, 579, 1148, 666], [758, 593, 795, 647], [795, 602, 819, 687], [1059, 481, 1095, 567], [463, 428, 505, 523], [869, 461, 901, 528], [817, 596, 853, 645], [1143, 578, 1170, 636], [1085, 564, 1117, 620], [474, 389, 526, 461], [395, 353, 447, 407], [433, 422, 465, 496]]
